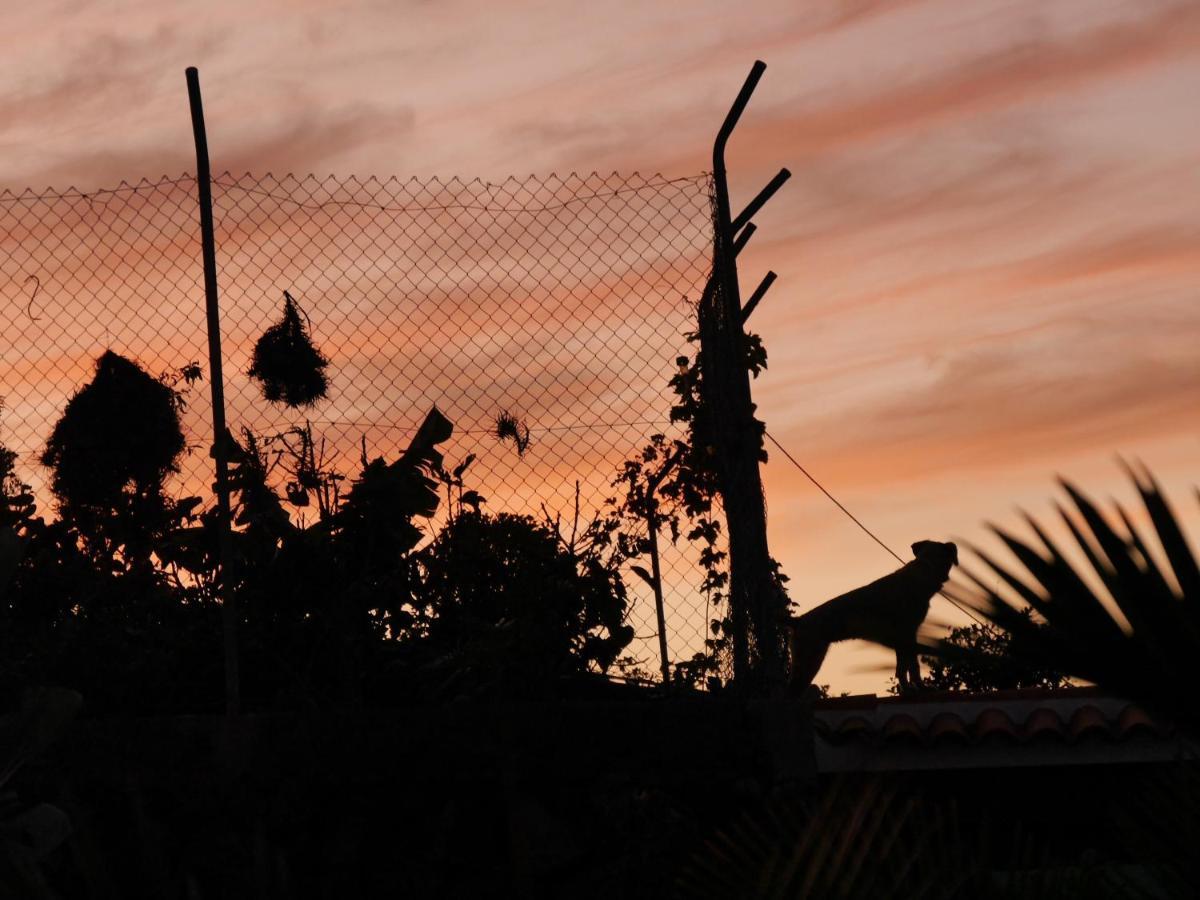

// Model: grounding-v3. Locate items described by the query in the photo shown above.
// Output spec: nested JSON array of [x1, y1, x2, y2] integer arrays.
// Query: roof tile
[[1067, 705, 1111, 743], [973, 708, 1019, 743], [927, 712, 970, 746], [881, 714, 924, 745], [1023, 708, 1066, 742], [811, 688, 1185, 770]]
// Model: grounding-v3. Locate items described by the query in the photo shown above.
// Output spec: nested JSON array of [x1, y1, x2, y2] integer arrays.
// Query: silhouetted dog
[[785, 540, 958, 694]]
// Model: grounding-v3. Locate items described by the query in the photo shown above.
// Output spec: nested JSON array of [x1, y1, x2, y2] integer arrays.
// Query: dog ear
[[945, 542, 959, 565], [910, 540, 932, 558]]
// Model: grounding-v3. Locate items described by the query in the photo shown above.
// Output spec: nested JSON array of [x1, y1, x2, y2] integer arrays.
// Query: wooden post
[[642, 449, 681, 686], [645, 501, 671, 686], [185, 67, 240, 716]]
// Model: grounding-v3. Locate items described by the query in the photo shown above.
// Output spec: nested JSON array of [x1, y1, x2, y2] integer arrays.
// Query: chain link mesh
[[0, 171, 717, 672]]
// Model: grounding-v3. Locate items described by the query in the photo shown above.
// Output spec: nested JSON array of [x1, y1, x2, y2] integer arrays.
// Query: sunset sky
[[4, 0, 1199, 692]]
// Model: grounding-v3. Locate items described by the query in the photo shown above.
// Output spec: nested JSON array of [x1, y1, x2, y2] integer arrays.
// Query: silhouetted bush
[[415, 511, 633, 695], [36, 351, 194, 578], [40, 351, 184, 511], [4, 355, 657, 711]]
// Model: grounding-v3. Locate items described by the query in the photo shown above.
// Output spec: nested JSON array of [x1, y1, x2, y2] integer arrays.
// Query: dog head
[[910, 540, 958, 571]]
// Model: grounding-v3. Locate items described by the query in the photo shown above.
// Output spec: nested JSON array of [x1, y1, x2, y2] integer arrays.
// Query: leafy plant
[[265, 421, 345, 518], [675, 777, 1122, 900], [415, 510, 634, 695], [434, 453, 483, 520], [151, 409, 455, 707], [0, 442, 33, 601], [888, 610, 1071, 695], [925, 462, 1200, 729], [607, 432, 730, 690], [675, 778, 974, 900], [41, 351, 185, 511], [35, 351, 200, 587], [331, 406, 453, 570]]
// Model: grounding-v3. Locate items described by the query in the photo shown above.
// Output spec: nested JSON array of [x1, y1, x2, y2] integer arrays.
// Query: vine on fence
[[603, 312, 782, 689]]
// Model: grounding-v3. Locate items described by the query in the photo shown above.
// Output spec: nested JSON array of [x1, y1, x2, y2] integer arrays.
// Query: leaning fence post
[[185, 67, 240, 717]]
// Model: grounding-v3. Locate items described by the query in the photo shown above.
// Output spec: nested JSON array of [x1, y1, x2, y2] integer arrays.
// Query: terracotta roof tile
[[1067, 705, 1111, 742], [1116, 704, 1164, 739], [833, 715, 872, 740], [810, 687, 1185, 770], [973, 708, 1019, 743], [927, 712, 970, 746], [881, 713, 924, 745], [1023, 708, 1066, 742]]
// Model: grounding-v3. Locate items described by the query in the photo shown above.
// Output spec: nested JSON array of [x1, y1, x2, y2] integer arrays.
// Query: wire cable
[[764, 429, 987, 627]]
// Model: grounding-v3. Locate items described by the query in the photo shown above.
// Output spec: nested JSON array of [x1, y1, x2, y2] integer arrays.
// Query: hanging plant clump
[[248, 290, 330, 408], [41, 350, 186, 509]]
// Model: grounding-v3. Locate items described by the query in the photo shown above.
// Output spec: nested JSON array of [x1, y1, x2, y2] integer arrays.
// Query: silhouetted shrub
[[249, 291, 329, 408], [40, 351, 185, 510], [417, 511, 633, 693]]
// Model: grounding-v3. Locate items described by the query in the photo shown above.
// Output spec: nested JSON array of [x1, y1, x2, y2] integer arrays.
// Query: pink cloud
[[3, 0, 1198, 692]]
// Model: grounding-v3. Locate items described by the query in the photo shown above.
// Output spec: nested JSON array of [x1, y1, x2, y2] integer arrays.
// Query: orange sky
[[3, 0, 1199, 693]]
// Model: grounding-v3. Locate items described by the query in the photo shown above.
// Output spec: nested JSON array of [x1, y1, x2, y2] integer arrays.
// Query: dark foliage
[[33, 351, 196, 584], [922, 463, 1200, 731], [335, 406, 452, 562], [248, 291, 330, 408], [0, 443, 34, 532], [889, 610, 1071, 694], [415, 511, 633, 695], [494, 410, 532, 457], [2, 394, 641, 713], [40, 351, 185, 511], [675, 774, 1146, 899], [650, 334, 786, 690], [0, 444, 31, 602], [199, 409, 452, 706]]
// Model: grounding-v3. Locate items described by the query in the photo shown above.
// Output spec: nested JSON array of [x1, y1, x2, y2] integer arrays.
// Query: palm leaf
[[674, 779, 975, 900], [924, 469, 1200, 731]]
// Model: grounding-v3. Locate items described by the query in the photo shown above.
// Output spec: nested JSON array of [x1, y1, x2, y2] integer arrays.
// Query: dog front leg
[[895, 647, 923, 694], [907, 651, 923, 691]]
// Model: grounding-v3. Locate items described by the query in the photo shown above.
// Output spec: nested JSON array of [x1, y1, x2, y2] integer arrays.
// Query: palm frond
[[925, 467, 1200, 730]]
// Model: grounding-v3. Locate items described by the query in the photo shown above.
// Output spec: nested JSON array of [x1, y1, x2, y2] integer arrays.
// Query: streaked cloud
[[2, 0, 1197, 693]]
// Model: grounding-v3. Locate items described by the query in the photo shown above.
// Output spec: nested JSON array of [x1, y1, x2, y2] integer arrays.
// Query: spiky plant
[[494, 410, 531, 457], [927, 462, 1200, 731], [674, 777, 1117, 899], [248, 291, 329, 408]]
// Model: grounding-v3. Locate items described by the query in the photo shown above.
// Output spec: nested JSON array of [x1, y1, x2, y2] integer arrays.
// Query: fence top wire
[[0, 171, 710, 212], [0, 174, 197, 204]]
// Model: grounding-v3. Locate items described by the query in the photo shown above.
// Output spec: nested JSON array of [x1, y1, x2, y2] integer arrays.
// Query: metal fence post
[[185, 67, 240, 716], [703, 61, 791, 692]]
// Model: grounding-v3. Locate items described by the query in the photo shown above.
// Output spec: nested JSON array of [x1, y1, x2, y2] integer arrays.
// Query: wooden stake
[[643, 449, 681, 686]]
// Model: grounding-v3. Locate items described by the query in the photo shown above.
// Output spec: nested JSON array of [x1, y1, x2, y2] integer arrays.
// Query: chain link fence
[[0, 170, 718, 672]]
